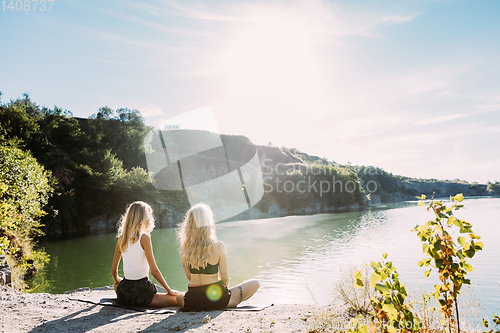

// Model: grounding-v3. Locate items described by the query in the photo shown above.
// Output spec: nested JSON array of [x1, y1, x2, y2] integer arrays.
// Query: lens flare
[[206, 284, 222, 302]]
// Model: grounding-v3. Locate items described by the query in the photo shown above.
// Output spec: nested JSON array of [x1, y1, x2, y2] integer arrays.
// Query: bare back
[[181, 241, 229, 286]]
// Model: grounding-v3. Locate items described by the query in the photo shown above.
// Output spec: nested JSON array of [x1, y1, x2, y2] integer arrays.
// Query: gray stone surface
[[0, 254, 12, 285]]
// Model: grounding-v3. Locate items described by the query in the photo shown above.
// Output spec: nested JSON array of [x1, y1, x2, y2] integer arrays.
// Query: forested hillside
[[0, 94, 189, 238], [1, 95, 498, 241]]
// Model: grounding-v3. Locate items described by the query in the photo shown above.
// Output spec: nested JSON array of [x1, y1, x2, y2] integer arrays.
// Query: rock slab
[[0, 254, 12, 285]]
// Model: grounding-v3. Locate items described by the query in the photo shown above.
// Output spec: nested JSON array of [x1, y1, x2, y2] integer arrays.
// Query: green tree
[[0, 144, 52, 281], [0, 145, 53, 237], [0, 96, 190, 236], [88, 107, 149, 170], [0, 99, 47, 151]]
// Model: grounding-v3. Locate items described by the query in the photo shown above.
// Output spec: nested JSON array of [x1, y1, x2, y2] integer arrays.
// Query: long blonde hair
[[117, 201, 155, 253], [177, 203, 217, 269]]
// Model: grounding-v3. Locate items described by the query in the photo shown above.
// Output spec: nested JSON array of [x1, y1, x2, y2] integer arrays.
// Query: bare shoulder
[[140, 233, 151, 248], [214, 240, 227, 255]]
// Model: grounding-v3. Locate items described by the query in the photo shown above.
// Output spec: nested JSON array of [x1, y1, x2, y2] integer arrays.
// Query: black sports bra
[[190, 262, 219, 275]]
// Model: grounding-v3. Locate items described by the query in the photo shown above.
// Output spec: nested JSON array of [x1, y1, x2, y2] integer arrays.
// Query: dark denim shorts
[[183, 281, 231, 311], [116, 277, 157, 306]]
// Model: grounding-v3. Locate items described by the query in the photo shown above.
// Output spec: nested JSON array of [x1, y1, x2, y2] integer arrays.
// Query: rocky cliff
[[81, 135, 497, 233]]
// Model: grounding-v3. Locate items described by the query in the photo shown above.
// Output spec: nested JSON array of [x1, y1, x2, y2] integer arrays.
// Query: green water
[[29, 197, 500, 319]]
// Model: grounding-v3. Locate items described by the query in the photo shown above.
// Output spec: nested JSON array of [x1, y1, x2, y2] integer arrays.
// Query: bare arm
[[141, 234, 178, 296], [218, 241, 230, 286], [111, 241, 122, 285]]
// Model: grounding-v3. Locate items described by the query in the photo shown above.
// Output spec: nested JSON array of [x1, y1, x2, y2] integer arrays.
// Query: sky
[[1, 0, 499, 183]]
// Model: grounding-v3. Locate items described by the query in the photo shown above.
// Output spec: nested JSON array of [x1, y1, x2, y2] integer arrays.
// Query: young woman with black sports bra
[[176, 203, 260, 311]]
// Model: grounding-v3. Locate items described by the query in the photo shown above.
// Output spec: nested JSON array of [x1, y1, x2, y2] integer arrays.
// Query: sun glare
[[214, 15, 327, 147], [223, 15, 323, 108]]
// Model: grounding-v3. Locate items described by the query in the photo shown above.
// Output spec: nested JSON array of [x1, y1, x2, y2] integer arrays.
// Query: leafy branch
[[414, 193, 483, 333], [354, 253, 417, 332]]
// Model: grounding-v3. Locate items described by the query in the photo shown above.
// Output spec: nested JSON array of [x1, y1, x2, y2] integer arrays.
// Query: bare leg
[[148, 293, 179, 307], [227, 279, 260, 308]]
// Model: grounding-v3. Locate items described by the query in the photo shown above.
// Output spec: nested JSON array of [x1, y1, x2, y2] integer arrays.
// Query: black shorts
[[183, 281, 231, 311], [116, 277, 157, 306]]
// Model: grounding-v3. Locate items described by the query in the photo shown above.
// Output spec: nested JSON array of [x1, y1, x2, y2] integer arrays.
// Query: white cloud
[[135, 104, 165, 118], [415, 113, 468, 126]]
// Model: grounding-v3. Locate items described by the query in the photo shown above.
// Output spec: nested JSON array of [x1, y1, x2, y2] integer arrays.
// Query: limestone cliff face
[[256, 145, 303, 165], [85, 201, 185, 234], [254, 144, 365, 215], [370, 180, 496, 204], [406, 181, 489, 197], [81, 134, 497, 233]]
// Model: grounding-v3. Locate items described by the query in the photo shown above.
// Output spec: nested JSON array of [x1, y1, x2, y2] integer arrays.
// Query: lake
[[29, 197, 500, 321]]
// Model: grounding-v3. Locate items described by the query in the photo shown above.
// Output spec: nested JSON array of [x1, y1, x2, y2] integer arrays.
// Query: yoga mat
[[73, 295, 273, 314], [72, 296, 177, 314]]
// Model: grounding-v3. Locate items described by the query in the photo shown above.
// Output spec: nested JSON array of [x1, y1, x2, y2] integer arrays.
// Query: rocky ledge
[[0, 285, 340, 332]]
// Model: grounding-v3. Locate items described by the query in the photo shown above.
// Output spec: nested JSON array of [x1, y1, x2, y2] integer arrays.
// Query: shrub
[[0, 145, 52, 287], [332, 264, 375, 315], [415, 194, 482, 333]]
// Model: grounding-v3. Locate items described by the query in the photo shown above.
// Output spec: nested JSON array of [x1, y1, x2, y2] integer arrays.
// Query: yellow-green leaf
[[375, 283, 389, 293], [354, 270, 364, 288], [354, 279, 364, 288], [370, 273, 381, 288], [417, 225, 428, 233], [382, 302, 398, 319], [454, 193, 464, 202], [418, 201, 425, 207]]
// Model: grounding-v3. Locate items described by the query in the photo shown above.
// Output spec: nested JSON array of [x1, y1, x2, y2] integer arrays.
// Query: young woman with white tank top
[[111, 201, 179, 307]]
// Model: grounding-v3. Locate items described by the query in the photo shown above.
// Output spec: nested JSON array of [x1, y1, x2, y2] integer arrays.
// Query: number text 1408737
[[2, 0, 54, 11]]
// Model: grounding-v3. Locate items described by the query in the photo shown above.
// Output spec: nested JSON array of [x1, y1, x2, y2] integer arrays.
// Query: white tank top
[[122, 233, 150, 280]]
